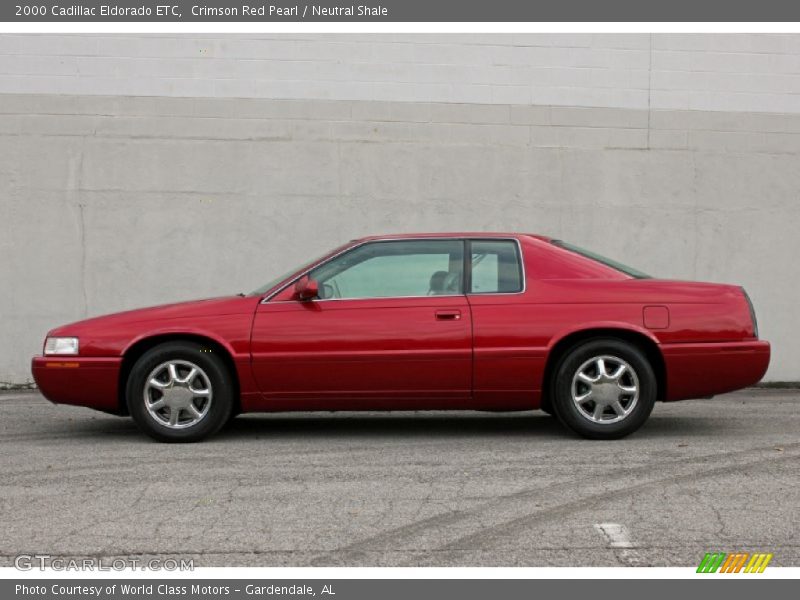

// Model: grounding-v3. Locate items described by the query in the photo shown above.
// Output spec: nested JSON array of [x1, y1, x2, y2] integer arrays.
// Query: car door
[[250, 239, 473, 410]]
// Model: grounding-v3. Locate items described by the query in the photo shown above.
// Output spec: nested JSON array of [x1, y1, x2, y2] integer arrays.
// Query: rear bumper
[[31, 356, 122, 413], [662, 340, 770, 401]]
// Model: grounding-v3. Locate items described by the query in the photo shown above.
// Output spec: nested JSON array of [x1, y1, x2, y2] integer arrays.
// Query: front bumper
[[31, 356, 122, 413], [662, 340, 771, 401]]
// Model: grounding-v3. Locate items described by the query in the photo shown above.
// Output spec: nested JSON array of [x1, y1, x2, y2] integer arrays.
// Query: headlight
[[44, 337, 79, 355]]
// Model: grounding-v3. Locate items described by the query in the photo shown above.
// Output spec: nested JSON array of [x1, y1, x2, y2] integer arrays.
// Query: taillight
[[741, 288, 759, 339]]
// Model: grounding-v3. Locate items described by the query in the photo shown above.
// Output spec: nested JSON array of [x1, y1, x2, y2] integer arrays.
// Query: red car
[[32, 233, 770, 442]]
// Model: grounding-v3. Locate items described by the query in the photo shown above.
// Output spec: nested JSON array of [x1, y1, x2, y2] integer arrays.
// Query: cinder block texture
[[3, 34, 800, 113], [1, 94, 799, 383]]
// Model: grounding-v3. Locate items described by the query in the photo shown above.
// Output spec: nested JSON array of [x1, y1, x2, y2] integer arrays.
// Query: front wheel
[[551, 339, 656, 440], [126, 341, 234, 442]]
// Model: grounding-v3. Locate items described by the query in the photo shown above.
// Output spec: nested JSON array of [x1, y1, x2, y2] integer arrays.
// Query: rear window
[[469, 240, 523, 293], [551, 240, 651, 279]]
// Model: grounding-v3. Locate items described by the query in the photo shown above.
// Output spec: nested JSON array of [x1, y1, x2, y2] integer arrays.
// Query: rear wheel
[[126, 341, 233, 442], [551, 338, 656, 439]]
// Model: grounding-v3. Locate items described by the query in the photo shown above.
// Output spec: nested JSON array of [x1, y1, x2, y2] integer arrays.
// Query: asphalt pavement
[[1, 389, 798, 567]]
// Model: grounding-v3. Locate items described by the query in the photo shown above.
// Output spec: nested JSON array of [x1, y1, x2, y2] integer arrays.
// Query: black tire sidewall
[[126, 341, 233, 442], [552, 338, 656, 440]]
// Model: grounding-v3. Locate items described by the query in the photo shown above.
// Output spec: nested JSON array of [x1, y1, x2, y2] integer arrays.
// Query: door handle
[[435, 310, 461, 321]]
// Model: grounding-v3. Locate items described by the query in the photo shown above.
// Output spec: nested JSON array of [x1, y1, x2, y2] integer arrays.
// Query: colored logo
[[697, 552, 773, 573]]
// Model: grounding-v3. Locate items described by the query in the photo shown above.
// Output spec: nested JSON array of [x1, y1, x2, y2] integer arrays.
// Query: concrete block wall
[[3, 34, 800, 112], [1, 34, 799, 385]]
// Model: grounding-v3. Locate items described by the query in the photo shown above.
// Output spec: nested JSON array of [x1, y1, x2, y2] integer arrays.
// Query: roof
[[354, 232, 553, 242]]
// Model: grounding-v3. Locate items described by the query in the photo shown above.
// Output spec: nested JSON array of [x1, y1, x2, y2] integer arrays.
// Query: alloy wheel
[[143, 360, 213, 429], [570, 355, 639, 424]]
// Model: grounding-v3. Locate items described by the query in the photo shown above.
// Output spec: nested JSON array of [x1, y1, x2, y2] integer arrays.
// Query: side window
[[469, 240, 523, 294], [310, 240, 464, 300]]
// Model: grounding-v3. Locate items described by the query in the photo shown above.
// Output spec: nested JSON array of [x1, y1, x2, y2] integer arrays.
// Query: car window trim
[[310, 238, 467, 300], [262, 237, 483, 304], [465, 238, 526, 296]]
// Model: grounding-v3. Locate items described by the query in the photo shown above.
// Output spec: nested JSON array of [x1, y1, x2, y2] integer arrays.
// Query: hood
[[49, 296, 260, 336]]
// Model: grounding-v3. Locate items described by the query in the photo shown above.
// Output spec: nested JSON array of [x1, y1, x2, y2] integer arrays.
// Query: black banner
[[4, 579, 796, 600], [4, 0, 800, 22]]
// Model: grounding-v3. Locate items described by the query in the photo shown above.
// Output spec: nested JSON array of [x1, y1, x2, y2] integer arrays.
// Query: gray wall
[[2, 34, 799, 384]]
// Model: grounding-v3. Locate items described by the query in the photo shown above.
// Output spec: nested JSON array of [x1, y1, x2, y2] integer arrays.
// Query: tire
[[126, 341, 234, 443], [551, 338, 656, 440]]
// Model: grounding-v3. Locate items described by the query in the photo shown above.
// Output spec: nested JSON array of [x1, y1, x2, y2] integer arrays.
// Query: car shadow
[[213, 411, 724, 441], [19, 410, 725, 443], [218, 412, 564, 440]]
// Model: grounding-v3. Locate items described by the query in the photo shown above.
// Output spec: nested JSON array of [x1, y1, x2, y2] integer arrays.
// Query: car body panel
[[250, 295, 473, 411], [31, 233, 770, 415], [31, 356, 121, 413], [36, 296, 265, 411], [662, 340, 770, 401]]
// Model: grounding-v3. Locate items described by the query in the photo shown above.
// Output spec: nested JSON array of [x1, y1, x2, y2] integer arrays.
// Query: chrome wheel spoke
[[149, 378, 168, 389], [592, 403, 605, 420], [610, 399, 626, 416], [575, 390, 593, 404], [181, 367, 198, 385], [169, 407, 181, 426], [167, 363, 179, 383], [149, 398, 166, 411], [191, 388, 210, 398], [186, 404, 202, 419], [596, 358, 607, 377], [610, 364, 627, 380]]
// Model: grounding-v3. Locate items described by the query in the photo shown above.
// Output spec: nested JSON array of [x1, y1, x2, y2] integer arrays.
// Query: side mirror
[[294, 277, 319, 301]]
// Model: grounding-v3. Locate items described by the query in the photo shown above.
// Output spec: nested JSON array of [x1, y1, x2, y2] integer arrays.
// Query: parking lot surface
[[1, 389, 798, 567]]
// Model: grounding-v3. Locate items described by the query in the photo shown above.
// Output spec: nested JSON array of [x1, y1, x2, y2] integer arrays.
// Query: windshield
[[249, 245, 349, 296], [551, 240, 651, 279]]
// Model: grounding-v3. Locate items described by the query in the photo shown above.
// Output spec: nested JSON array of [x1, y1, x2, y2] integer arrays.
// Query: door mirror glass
[[294, 277, 319, 301]]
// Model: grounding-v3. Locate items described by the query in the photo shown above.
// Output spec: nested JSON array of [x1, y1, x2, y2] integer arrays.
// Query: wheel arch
[[117, 333, 241, 416], [541, 327, 666, 410]]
